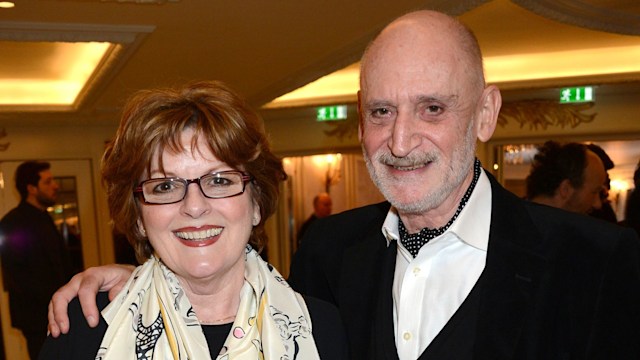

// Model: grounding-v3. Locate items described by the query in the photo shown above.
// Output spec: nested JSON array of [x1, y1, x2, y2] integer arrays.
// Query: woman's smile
[[173, 226, 223, 247]]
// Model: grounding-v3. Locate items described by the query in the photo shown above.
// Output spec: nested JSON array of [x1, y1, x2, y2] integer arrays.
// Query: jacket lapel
[[373, 240, 400, 360], [473, 172, 547, 358], [338, 203, 392, 359]]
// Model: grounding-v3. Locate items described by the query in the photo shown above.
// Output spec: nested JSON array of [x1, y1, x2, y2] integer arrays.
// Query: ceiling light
[[485, 46, 640, 84], [0, 2, 15, 8], [265, 45, 640, 109], [264, 63, 360, 109], [0, 41, 112, 108]]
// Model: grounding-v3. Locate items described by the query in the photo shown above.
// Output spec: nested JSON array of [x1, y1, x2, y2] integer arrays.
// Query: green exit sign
[[560, 86, 594, 103], [317, 105, 347, 121]]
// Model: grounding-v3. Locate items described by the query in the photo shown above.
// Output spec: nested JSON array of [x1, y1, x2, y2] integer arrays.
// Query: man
[[297, 192, 332, 246], [622, 161, 640, 236], [525, 140, 607, 214], [0, 161, 73, 358], [587, 143, 618, 222], [290, 12, 638, 359], [47, 11, 640, 359]]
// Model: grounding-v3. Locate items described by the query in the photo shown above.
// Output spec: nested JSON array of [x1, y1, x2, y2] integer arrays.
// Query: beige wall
[[493, 90, 640, 141]]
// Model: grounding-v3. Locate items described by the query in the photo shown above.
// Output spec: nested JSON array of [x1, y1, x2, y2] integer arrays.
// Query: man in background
[[0, 161, 73, 358], [296, 192, 332, 246], [525, 140, 606, 215], [622, 160, 640, 236], [587, 143, 618, 222]]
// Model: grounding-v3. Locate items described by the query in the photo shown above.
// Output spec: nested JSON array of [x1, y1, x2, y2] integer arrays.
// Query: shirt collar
[[381, 169, 492, 251]]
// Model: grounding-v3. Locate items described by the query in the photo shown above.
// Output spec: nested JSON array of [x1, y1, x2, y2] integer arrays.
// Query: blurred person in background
[[0, 161, 73, 359], [621, 160, 640, 236], [297, 192, 332, 247], [526, 140, 606, 215], [587, 143, 618, 223]]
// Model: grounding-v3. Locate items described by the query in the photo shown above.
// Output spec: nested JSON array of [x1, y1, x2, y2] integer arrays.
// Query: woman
[[39, 81, 347, 359]]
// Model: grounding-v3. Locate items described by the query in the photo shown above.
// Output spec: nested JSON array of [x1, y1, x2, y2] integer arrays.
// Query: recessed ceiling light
[[0, 41, 113, 108], [0, 2, 15, 9]]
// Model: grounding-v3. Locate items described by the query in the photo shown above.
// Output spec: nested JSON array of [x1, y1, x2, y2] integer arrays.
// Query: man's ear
[[357, 90, 364, 142], [476, 85, 502, 143], [557, 179, 574, 200], [26, 183, 38, 196]]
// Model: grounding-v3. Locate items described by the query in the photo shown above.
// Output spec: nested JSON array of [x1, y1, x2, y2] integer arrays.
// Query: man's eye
[[426, 105, 443, 113], [371, 108, 391, 117]]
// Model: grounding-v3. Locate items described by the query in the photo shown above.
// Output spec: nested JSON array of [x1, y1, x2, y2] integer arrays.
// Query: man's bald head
[[360, 10, 486, 96]]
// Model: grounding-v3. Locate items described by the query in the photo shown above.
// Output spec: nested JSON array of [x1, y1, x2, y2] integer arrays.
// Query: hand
[[47, 264, 135, 337]]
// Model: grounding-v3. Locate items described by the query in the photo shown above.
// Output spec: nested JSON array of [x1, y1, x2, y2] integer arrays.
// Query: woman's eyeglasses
[[134, 170, 253, 205]]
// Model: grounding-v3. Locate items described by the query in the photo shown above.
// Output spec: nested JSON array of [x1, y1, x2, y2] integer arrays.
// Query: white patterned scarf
[[96, 246, 320, 360]]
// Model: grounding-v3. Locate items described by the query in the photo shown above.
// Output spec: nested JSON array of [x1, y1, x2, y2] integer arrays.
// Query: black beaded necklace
[[399, 159, 481, 258]]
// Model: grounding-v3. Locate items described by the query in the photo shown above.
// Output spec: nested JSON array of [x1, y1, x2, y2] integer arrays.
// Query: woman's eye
[[153, 181, 178, 193], [206, 177, 233, 187], [215, 177, 232, 186]]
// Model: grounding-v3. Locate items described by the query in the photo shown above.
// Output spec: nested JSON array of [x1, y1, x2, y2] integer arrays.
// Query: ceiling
[[1, 0, 639, 127]]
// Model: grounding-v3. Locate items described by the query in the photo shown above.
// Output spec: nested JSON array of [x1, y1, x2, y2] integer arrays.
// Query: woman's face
[[139, 128, 260, 286]]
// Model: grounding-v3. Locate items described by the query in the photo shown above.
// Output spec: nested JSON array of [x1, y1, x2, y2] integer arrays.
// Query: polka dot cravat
[[399, 159, 481, 258]]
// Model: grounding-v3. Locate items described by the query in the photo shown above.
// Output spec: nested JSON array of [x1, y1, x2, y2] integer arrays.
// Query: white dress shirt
[[381, 171, 492, 359]]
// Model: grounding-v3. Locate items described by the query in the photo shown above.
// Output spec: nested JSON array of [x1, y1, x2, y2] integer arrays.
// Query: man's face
[[565, 151, 606, 214], [314, 195, 332, 218], [34, 169, 59, 207], [358, 21, 482, 220]]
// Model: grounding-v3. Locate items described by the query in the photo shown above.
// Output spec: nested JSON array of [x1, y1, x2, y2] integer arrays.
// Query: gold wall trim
[[498, 100, 596, 130]]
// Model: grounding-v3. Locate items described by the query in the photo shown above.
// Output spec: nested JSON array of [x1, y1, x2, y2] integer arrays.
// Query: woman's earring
[[137, 219, 146, 236]]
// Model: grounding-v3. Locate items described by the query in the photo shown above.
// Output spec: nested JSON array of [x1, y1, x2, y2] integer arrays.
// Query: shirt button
[[412, 267, 421, 275], [403, 331, 412, 341]]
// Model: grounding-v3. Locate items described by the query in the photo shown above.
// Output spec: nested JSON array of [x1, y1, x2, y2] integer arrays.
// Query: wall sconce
[[503, 144, 537, 165], [324, 153, 342, 193], [610, 178, 631, 221], [312, 153, 342, 193], [610, 179, 630, 197]]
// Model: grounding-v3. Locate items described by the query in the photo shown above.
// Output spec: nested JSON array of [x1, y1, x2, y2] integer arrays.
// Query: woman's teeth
[[175, 228, 222, 240]]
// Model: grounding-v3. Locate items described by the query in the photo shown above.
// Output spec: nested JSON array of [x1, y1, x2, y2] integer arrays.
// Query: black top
[[202, 323, 233, 357], [39, 291, 348, 359]]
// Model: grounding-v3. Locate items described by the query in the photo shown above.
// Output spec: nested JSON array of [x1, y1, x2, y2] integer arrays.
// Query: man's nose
[[389, 112, 419, 157]]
